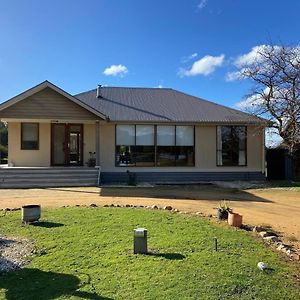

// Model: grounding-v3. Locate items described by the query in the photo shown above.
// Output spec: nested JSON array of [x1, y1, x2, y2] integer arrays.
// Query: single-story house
[[0, 80, 267, 185]]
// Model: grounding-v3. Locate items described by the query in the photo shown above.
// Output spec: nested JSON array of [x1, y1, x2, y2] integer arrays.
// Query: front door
[[51, 123, 83, 166]]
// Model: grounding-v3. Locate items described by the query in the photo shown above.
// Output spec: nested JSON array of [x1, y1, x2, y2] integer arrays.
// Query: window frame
[[21, 122, 39, 150], [216, 125, 247, 167], [115, 124, 195, 167]]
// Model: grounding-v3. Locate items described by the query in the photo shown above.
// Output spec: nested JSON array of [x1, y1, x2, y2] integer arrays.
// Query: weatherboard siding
[[0, 88, 99, 120]]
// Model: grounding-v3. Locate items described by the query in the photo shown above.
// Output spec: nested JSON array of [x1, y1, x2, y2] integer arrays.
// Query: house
[[0, 80, 267, 186]]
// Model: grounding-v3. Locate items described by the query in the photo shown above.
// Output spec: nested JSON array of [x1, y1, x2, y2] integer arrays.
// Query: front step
[[0, 167, 99, 188]]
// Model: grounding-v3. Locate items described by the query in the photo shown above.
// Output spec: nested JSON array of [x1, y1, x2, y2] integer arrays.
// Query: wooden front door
[[51, 123, 83, 166]]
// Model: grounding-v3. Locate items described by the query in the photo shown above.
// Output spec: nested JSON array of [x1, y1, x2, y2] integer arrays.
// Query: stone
[[103, 204, 109, 207], [110, 204, 115, 207], [263, 236, 278, 242], [195, 212, 203, 215], [89, 203, 97, 207], [116, 204, 121, 207], [151, 205, 158, 209], [253, 226, 263, 232], [75, 205, 80, 207], [125, 204, 131, 207], [276, 244, 285, 251], [163, 206, 172, 210], [173, 208, 179, 212]]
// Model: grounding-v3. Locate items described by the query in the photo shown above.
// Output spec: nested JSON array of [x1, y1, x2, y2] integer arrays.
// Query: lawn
[[0, 208, 300, 300]]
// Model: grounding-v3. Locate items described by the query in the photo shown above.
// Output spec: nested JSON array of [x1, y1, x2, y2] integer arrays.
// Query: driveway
[[0, 184, 299, 249]]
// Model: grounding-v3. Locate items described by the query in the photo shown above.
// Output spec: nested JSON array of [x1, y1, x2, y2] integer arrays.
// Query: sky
[[0, 0, 300, 111]]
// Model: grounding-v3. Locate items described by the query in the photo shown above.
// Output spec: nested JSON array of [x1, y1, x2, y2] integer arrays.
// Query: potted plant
[[217, 200, 232, 220], [87, 152, 96, 167]]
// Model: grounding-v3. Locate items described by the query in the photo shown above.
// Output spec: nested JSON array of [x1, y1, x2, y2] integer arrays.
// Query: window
[[115, 125, 195, 167], [21, 123, 39, 150], [116, 125, 135, 166], [157, 126, 176, 166], [135, 125, 155, 166], [217, 126, 247, 166]]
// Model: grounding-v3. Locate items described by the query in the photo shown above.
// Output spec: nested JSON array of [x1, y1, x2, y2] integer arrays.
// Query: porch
[[0, 166, 100, 188]]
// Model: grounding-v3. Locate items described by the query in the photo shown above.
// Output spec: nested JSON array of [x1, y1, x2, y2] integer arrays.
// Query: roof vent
[[96, 84, 102, 98]]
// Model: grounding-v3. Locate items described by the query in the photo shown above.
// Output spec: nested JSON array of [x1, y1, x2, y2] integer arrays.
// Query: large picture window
[[21, 123, 39, 150], [217, 126, 247, 166], [115, 125, 195, 167]]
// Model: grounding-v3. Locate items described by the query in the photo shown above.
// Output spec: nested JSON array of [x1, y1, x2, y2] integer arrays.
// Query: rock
[[116, 204, 121, 207], [75, 205, 80, 207], [263, 236, 278, 242], [110, 204, 115, 207], [163, 206, 172, 210], [173, 208, 180, 212], [89, 203, 97, 207], [257, 262, 268, 271], [195, 212, 203, 215], [253, 226, 263, 232], [139, 205, 144, 208], [151, 205, 158, 209], [103, 204, 109, 207], [125, 204, 131, 207], [276, 244, 285, 251], [208, 214, 213, 218]]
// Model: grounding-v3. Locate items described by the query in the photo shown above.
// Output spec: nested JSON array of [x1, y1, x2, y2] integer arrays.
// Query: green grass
[[0, 208, 300, 300]]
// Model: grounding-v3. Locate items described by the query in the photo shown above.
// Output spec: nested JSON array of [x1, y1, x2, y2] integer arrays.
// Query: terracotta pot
[[228, 212, 243, 228]]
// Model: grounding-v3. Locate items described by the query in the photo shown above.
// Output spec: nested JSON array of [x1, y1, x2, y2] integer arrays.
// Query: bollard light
[[134, 228, 148, 254]]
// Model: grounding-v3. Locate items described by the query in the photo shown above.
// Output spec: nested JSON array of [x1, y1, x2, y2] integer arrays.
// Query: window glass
[[136, 125, 154, 145], [135, 146, 155, 166], [21, 123, 39, 150], [217, 126, 247, 166], [157, 146, 176, 166], [116, 125, 135, 145], [176, 146, 194, 166], [116, 145, 135, 166], [176, 126, 194, 146], [157, 126, 175, 146]]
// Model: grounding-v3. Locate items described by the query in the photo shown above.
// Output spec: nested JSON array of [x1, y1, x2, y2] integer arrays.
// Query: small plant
[[127, 170, 137, 186], [217, 200, 232, 220], [87, 152, 96, 167]]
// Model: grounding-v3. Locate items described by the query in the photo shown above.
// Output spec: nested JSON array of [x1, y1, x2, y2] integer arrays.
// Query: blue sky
[[0, 0, 300, 108]]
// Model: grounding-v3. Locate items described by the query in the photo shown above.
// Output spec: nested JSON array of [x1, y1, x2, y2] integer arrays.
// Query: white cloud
[[156, 84, 163, 88], [178, 54, 225, 77], [181, 52, 198, 63], [235, 87, 269, 110], [225, 71, 243, 82], [103, 64, 128, 77], [198, 0, 207, 9], [234, 45, 271, 68]]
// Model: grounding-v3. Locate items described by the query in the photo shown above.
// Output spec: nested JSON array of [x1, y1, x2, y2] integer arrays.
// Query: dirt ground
[[0, 184, 299, 249]]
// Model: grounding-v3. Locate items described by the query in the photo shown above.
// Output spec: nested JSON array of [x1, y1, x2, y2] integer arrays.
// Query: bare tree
[[236, 44, 300, 155]]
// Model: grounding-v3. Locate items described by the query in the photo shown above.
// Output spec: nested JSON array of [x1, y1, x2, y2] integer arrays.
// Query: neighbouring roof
[[75, 87, 266, 124]]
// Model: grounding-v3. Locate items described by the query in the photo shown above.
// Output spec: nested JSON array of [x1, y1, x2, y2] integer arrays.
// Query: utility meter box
[[134, 228, 148, 254]]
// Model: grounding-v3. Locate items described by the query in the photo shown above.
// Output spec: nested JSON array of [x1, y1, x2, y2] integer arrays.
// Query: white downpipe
[[97, 166, 101, 186]]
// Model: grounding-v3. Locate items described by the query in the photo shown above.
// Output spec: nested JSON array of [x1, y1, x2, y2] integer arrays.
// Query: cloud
[[198, 0, 207, 9], [156, 84, 163, 88], [103, 64, 128, 77], [234, 87, 269, 110], [225, 70, 243, 82], [234, 45, 270, 68], [178, 54, 225, 77], [181, 52, 198, 63]]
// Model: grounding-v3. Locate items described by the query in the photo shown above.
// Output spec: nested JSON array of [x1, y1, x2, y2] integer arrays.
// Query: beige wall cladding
[[8, 122, 51, 167], [83, 124, 96, 166], [0, 88, 98, 120], [99, 123, 264, 173]]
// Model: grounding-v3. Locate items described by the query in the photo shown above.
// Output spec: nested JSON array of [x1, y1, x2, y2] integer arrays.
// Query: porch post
[[95, 121, 100, 167]]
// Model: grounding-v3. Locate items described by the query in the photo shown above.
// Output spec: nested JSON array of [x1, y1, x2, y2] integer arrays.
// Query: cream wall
[[8, 122, 51, 167], [99, 123, 265, 173], [83, 124, 96, 166]]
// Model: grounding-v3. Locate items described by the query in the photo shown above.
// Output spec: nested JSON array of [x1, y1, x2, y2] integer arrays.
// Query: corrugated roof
[[75, 87, 265, 124]]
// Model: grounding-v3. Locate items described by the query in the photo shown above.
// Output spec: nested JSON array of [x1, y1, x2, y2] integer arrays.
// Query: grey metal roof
[[75, 87, 265, 124]]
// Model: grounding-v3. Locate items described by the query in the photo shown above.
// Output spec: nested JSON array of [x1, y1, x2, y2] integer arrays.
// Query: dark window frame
[[216, 125, 247, 167], [115, 124, 195, 167], [21, 122, 39, 150]]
